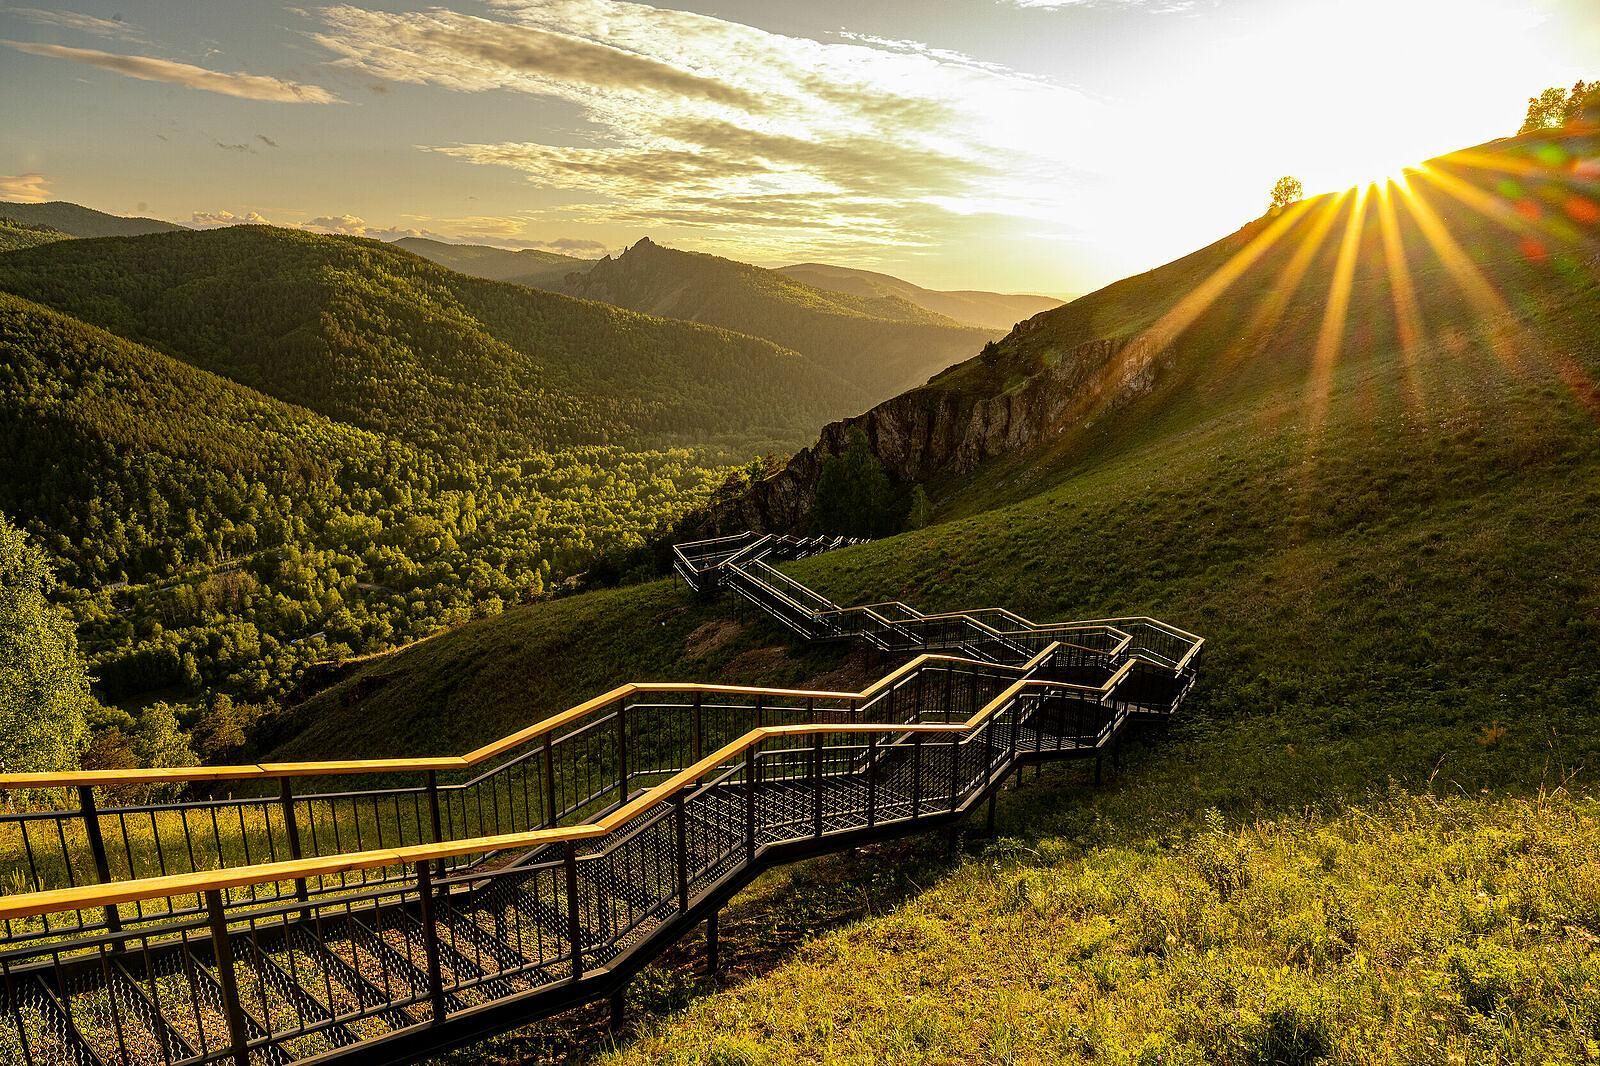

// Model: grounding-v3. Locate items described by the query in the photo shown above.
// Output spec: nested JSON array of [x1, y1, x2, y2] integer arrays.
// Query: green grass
[[600, 789, 1600, 1065], [275, 136, 1600, 1062]]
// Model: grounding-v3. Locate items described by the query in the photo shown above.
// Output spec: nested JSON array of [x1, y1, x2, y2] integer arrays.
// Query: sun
[[1203, 0, 1554, 193]]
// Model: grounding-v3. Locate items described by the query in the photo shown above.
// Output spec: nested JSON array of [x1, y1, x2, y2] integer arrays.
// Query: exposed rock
[[695, 331, 1171, 534]]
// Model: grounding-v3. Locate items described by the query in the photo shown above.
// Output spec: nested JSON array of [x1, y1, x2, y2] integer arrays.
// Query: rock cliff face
[[697, 325, 1170, 533]]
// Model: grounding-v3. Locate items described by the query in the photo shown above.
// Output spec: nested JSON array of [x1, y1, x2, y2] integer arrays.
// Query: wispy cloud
[[1, 41, 339, 103], [311, 0, 1100, 260], [0, 173, 52, 203], [190, 210, 274, 227], [5, 7, 147, 42], [256, 134, 279, 148]]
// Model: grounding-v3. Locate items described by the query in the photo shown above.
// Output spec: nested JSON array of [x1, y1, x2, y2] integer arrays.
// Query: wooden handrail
[[0, 654, 1165, 922], [0, 656, 1082, 921], [0, 656, 1033, 791]]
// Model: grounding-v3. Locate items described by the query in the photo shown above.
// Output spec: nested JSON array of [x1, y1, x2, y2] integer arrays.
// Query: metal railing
[[0, 532, 1201, 1065]]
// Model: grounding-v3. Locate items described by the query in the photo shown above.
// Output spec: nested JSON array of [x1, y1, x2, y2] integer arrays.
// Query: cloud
[[316, 7, 757, 108], [256, 134, 279, 148], [301, 214, 435, 240], [0, 173, 51, 203], [310, 0, 1102, 260], [214, 140, 254, 153], [5, 7, 147, 41], [189, 210, 274, 227], [1, 41, 339, 103]]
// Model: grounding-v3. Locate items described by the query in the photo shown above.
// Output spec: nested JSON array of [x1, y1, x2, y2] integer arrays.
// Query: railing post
[[564, 842, 584, 982], [983, 713, 996, 780], [278, 778, 310, 909], [948, 730, 961, 812], [76, 786, 122, 942], [542, 733, 558, 828], [911, 734, 924, 818], [944, 668, 954, 720], [204, 889, 250, 1066], [415, 862, 448, 1023], [425, 770, 446, 877], [691, 694, 704, 765], [705, 911, 720, 974], [616, 700, 629, 805], [866, 732, 879, 828], [674, 794, 689, 913], [744, 743, 758, 861], [811, 732, 824, 839]]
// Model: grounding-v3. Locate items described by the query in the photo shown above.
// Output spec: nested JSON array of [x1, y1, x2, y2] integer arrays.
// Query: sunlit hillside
[[267, 131, 1600, 1062]]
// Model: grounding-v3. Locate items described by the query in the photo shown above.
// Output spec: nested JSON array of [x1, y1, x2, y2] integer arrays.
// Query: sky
[[1, 0, 1596, 294]]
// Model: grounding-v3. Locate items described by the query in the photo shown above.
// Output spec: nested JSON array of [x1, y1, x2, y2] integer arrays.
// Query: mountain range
[[560, 237, 1000, 402], [775, 262, 1067, 331], [390, 236, 593, 290], [0, 225, 857, 460]]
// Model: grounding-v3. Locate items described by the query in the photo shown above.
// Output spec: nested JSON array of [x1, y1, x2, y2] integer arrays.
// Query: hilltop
[[275, 130, 1600, 1061], [390, 236, 595, 290], [0, 225, 858, 461], [777, 261, 1067, 330], [561, 238, 999, 402], [705, 130, 1600, 531], [0, 199, 186, 238]]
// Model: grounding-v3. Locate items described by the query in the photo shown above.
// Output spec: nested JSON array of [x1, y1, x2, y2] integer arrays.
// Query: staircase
[[0, 533, 1202, 1065]]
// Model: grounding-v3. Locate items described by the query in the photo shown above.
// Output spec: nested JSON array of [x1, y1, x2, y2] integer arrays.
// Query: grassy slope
[[282, 137, 1600, 1062], [0, 226, 857, 457]]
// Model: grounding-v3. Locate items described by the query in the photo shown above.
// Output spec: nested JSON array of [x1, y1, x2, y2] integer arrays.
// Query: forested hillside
[[0, 226, 858, 461], [0, 218, 69, 253], [776, 261, 1066, 330], [0, 292, 727, 715], [390, 236, 593, 290], [0, 199, 186, 238], [561, 237, 999, 401]]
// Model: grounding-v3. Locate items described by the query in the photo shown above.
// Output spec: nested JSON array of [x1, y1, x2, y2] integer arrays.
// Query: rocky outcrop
[[697, 328, 1171, 534]]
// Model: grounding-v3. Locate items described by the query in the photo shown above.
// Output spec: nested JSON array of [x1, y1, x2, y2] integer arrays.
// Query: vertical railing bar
[[76, 786, 122, 942], [414, 863, 448, 1022], [279, 779, 310, 912], [425, 772, 445, 878], [204, 889, 251, 1066], [564, 843, 584, 983], [811, 732, 824, 839]]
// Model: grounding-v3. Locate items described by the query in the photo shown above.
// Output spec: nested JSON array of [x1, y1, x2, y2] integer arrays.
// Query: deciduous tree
[[0, 514, 92, 774]]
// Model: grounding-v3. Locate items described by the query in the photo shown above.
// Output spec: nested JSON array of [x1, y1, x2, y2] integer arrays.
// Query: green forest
[[0, 291, 735, 767]]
